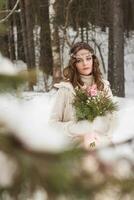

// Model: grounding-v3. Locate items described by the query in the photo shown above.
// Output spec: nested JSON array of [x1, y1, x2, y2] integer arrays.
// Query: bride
[[49, 42, 117, 149]]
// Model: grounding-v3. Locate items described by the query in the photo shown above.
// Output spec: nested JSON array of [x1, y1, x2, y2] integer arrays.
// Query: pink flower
[[87, 84, 97, 96], [83, 132, 100, 149], [90, 89, 97, 97]]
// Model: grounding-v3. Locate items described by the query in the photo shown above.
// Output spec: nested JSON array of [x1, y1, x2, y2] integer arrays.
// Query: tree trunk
[[19, 0, 36, 90], [7, 0, 16, 60], [49, 0, 62, 83], [19, 0, 29, 64], [24, 0, 35, 69], [0, 0, 9, 57], [0, 34, 9, 57], [39, 0, 53, 76], [37, 0, 53, 91], [108, 0, 125, 97], [16, 10, 25, 61]]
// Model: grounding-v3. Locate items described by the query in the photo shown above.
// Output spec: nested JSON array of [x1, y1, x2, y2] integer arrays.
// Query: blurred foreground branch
[[0, 132, 134, 199]]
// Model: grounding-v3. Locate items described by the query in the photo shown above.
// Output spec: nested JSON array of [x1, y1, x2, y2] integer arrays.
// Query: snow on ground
[[0, 91, 71, 153], [99, 96, 134, 163], [0, 91, 134, 156]]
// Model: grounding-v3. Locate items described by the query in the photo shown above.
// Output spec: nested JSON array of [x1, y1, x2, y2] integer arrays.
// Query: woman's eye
[[76, 59, 81, 63], [86, 57, 92, 61]]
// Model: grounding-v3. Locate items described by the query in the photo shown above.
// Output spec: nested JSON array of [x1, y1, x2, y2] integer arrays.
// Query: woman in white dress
[[50, 42, 115, 149]]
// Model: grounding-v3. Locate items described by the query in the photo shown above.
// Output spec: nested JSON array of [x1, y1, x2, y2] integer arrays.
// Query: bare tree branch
[[0, 0, 20, 23], [89, 38, 106, 73], [59, 0, 79, 47], [0, 9, 20, 14], [64, 0, 73, 29]]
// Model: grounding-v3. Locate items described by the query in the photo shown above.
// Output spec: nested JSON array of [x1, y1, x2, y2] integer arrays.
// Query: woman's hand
[[72, 132, 100, 150], [83, 132, 100, 150]]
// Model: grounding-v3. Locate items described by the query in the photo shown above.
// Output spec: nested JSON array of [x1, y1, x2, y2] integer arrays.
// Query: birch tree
[[49, 0, 61, 83]]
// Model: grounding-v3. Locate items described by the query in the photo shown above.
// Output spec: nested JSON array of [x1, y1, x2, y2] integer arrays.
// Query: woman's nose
[[83, 59, 88, 65]]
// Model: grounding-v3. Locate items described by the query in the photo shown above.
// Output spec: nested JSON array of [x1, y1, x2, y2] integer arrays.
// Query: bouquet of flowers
[[73, 84, 118, 149], [73, 84, 118, 122]]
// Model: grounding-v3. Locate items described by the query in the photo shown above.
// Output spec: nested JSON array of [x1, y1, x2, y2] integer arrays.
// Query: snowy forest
[[0, 0, 134, 199]]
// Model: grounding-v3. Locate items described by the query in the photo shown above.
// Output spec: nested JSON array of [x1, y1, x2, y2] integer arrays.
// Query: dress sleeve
[[103, 80, 113, 98], [49, 87, 75, 135], [49, 88, 91, 140], [50, 88, 66, 122]]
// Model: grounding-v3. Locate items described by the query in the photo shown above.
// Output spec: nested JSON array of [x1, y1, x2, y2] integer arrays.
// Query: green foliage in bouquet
[[73, 88, 118, 122]]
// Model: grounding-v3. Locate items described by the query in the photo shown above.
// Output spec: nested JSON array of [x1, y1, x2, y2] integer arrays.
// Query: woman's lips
[[83, 67, 90, 70]]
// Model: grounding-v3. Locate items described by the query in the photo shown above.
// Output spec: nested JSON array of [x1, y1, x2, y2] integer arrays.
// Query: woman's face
[[75, 49, 93, 76]]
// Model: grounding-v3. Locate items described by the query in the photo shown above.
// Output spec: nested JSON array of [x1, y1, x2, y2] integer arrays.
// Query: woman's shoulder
[[54, 81, 74, 93], [102, 79, 111, 88], [101, 79, 113, 97], [102, 79, 110, 85]]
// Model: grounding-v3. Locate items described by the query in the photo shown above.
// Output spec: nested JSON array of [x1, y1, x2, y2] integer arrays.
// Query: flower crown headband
[[70, 52, 93, 59]]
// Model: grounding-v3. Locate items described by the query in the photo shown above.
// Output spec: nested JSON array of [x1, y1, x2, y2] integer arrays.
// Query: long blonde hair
[[63, 42, 104, 90]]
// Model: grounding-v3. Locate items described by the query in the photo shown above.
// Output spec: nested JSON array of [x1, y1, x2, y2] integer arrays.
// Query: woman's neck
[[80, 74, 94, 86]]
